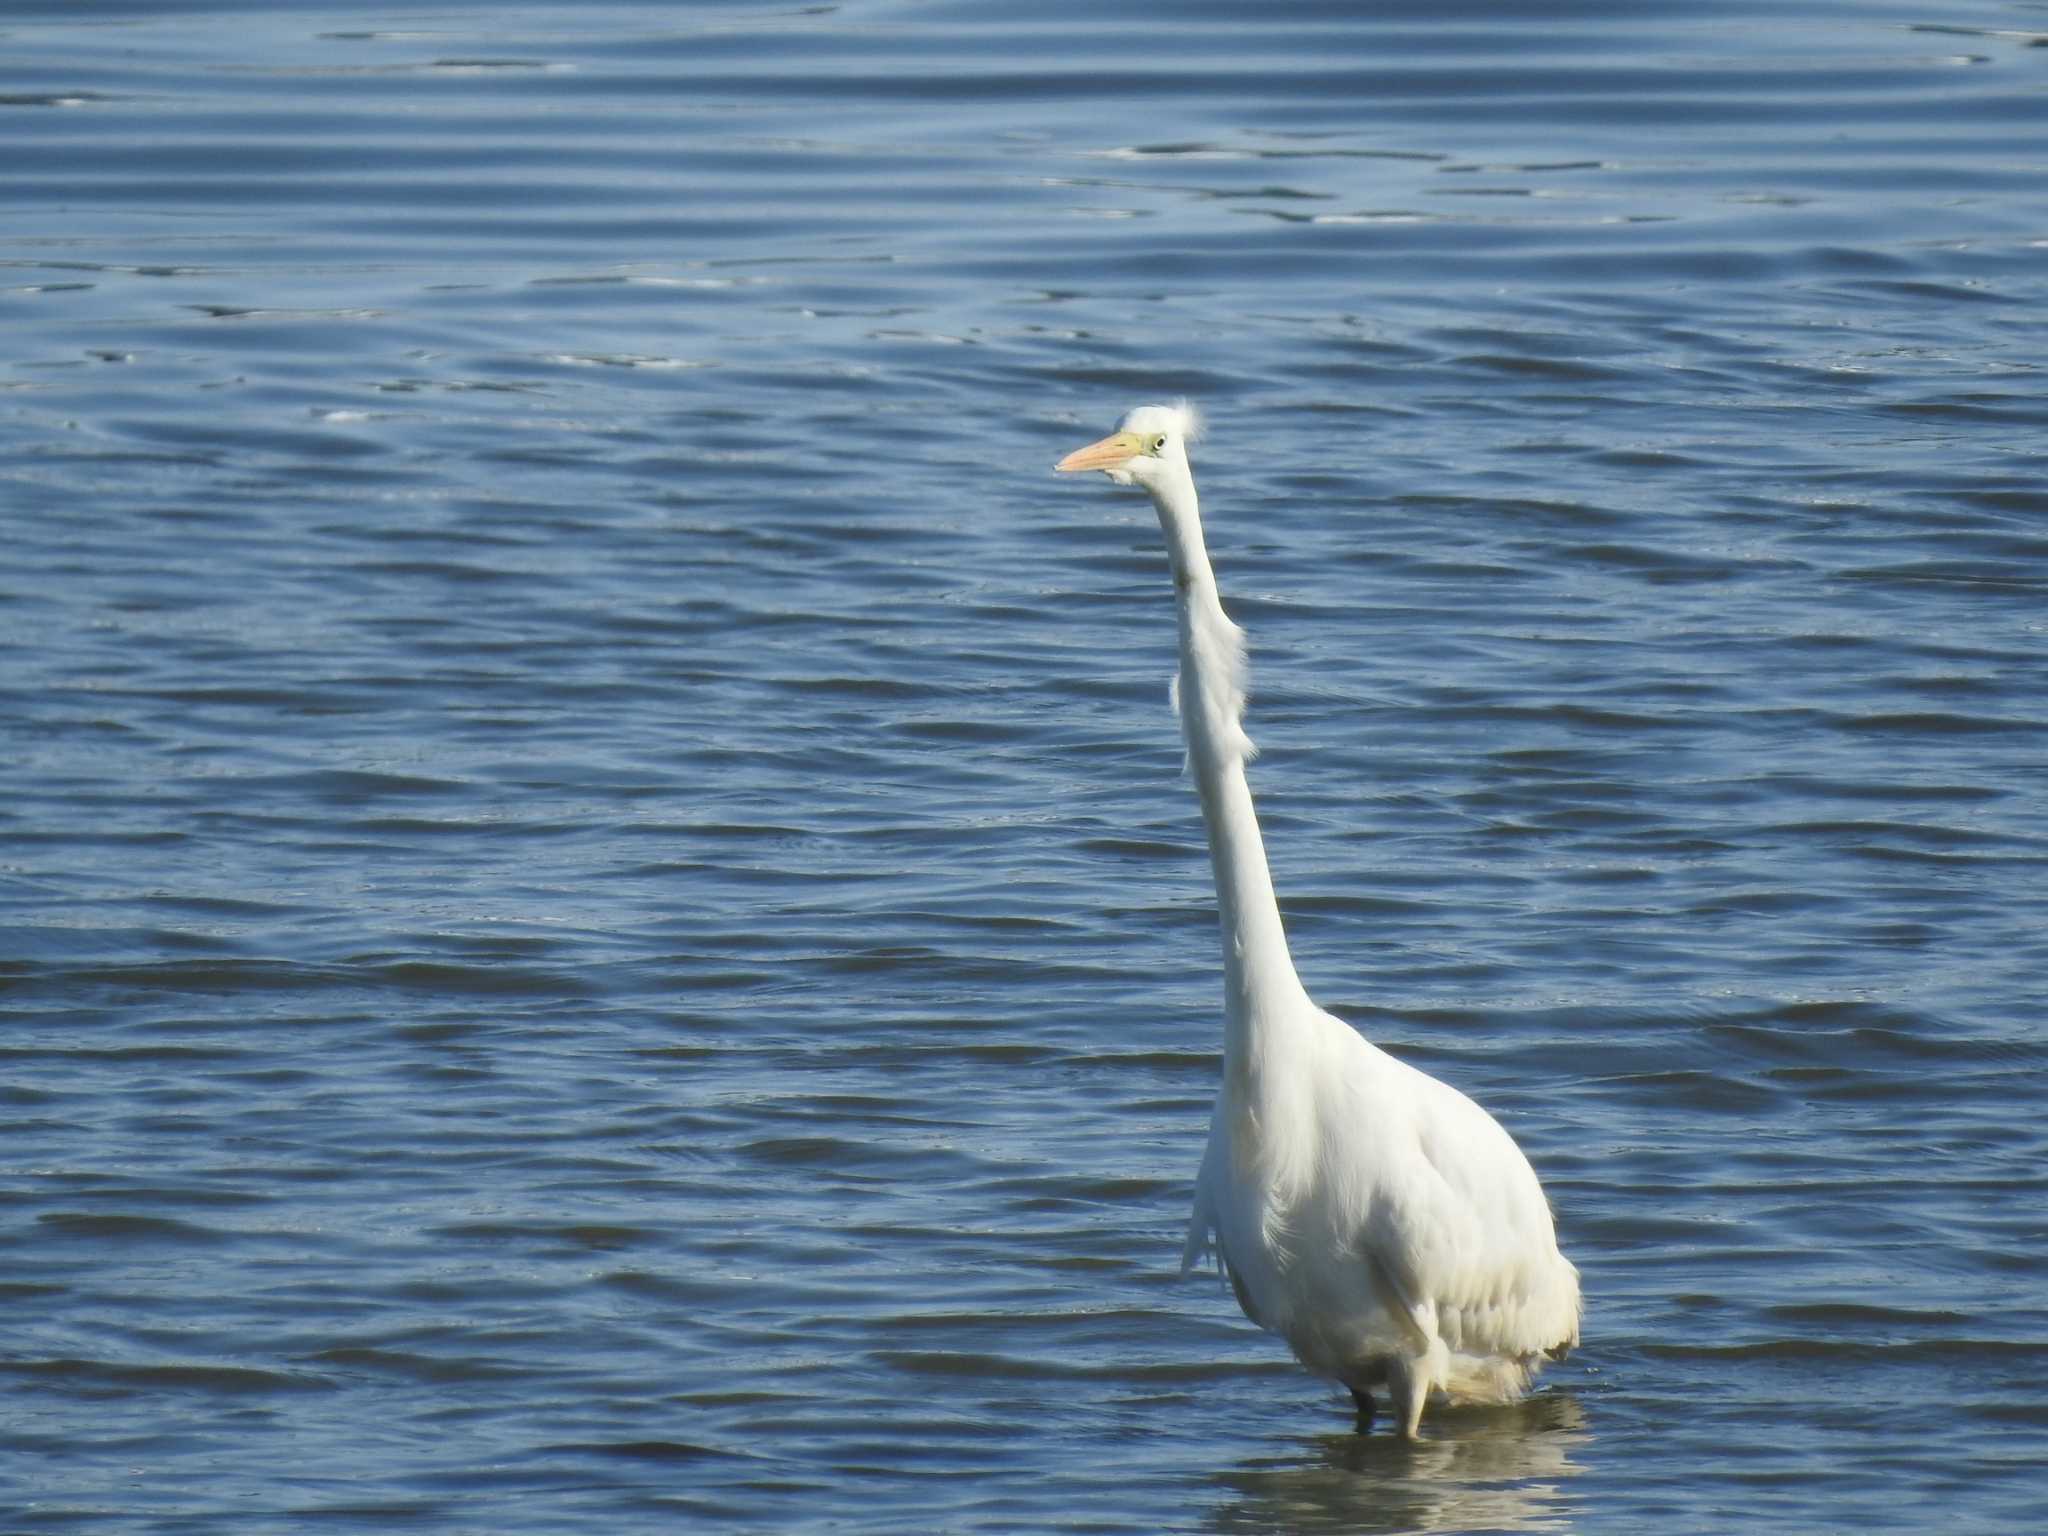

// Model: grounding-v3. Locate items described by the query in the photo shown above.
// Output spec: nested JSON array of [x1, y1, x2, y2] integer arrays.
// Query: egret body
[[1055, 403, 1580, 1438]]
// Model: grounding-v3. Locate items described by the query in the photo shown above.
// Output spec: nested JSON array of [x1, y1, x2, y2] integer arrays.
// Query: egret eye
[[1151, 434, 1167, 453]]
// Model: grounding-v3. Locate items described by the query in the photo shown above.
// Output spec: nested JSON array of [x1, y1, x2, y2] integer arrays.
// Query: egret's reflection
[[1205, 1392, 1589, 1534]]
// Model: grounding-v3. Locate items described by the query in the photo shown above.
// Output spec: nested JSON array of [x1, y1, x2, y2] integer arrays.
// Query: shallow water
[[4, 1, 2047, 1530]]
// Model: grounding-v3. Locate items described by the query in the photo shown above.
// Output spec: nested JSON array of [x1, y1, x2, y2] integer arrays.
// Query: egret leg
[[1389, 1358, 1428, 1441], [1349, 1387, 1375, 1429]]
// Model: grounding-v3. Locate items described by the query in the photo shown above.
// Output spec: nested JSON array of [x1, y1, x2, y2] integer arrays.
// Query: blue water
[[4, 2, 2047, 1530]]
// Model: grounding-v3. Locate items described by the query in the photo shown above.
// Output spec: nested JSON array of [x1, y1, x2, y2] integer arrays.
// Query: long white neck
[[1146, 461, 1310, 1066]]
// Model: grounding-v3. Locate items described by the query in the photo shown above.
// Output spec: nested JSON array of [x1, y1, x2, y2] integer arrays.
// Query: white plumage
[[1056, 403, 1580, 1438]]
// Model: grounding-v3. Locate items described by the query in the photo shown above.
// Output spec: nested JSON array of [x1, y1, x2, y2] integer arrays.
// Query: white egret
[[1055, 403, 1580, 1438]]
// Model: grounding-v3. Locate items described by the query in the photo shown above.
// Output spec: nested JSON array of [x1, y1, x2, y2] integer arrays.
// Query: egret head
[[1054, 401, 1201, 489]]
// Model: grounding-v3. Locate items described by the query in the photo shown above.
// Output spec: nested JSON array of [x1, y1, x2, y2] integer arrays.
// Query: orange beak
[[1054, 430, 1143, 474]]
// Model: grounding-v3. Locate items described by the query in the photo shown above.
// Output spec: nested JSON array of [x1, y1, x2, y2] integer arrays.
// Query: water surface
[[4, 2, 2047, 1531]]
